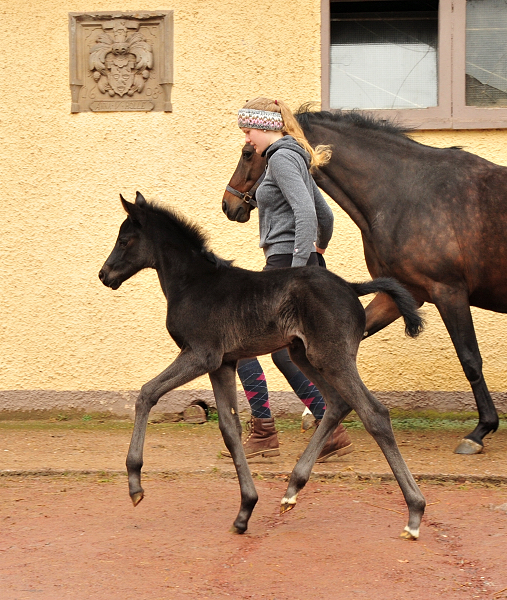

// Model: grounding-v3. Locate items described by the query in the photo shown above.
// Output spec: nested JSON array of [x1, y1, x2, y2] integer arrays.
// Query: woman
[[222, 97, 353, 462]]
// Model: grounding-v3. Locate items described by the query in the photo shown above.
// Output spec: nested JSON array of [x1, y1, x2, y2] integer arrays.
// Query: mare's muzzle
[[222, 192, 253, 222], [222, 169, 265, 222]]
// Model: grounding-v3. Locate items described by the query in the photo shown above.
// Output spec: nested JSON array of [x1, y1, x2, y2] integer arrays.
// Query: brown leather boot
[[222, 416, 280, 459], [314, 421, 353, 462]]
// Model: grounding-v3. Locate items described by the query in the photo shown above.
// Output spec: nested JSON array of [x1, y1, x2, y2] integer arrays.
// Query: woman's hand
[[316, 246, 326, 254]]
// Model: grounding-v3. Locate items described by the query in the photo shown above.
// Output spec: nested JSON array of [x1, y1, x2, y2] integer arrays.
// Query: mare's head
[[222, 144, 266, 222], [99, 191, 155, 290]]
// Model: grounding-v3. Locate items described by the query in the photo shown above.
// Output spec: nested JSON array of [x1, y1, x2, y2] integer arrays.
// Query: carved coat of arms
[[89, 20, 154, 98]]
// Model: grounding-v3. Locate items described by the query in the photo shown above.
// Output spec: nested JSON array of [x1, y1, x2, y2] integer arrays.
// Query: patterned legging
[[238, 252, 327, 420]]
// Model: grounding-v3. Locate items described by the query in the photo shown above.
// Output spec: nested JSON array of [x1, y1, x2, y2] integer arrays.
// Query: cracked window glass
[[330, 1, 438, 110], [466, 0, 507, 106]]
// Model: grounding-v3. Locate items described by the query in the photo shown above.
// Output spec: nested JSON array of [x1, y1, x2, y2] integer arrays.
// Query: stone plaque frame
[[69, 11, 173, 113]]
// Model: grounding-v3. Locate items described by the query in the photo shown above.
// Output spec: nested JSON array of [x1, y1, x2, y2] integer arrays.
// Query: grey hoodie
[[256, 135, 334, 267]]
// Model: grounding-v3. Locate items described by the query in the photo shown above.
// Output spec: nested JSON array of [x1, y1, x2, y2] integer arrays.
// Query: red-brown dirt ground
[[1, 419, 506, 600]]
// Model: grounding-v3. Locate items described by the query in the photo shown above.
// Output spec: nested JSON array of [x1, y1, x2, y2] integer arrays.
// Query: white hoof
[[301, 407, 315, 432], [280, 494, 298, 514], [400, 525, 419, 540]]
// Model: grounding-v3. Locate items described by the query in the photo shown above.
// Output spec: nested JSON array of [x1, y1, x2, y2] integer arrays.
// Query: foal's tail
[[350, 278, 424, 338]]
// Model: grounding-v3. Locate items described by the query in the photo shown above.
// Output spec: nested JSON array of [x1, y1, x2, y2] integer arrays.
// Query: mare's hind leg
[[127, 350, 211, 507], [209, 363, 258, 534], [281, 339, 352, 513], [432, 286, 499, 453], [364, 292, 423, 338]]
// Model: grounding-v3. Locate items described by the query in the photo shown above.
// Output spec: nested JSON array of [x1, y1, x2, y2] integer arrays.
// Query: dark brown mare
[[223, 108, 507, 455], [99, 192, 425, 538]]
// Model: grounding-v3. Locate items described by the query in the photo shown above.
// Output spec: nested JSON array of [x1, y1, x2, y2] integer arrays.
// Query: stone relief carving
[[89, 20, 154, 98], [69, 12, 173, 113]]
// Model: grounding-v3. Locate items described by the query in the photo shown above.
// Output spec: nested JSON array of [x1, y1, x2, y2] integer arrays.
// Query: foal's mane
[[144, 200, 233, 269], [295, 103, 413, 137]]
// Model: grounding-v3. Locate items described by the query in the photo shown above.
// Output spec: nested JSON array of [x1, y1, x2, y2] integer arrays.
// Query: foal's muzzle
[[98, 266, 121, 290]]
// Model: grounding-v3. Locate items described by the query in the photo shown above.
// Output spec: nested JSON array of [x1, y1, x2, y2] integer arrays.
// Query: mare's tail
[[349, 278, 424, 338]]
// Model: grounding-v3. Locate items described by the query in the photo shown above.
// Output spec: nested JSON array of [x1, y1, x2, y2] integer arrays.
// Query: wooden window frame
[[321, 0, 507, 129]]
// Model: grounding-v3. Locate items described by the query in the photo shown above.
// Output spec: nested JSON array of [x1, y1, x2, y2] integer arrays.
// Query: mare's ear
[[120, 193, 146, 226], [135, 191, 147, 207]]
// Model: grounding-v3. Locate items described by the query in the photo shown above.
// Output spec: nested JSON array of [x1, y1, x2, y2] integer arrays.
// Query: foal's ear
[[135, 191, 147, 207], [120, 193, 146, 226]]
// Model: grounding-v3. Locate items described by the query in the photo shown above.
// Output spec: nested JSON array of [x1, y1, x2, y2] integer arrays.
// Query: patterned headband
[[238, 108, 284, 131]]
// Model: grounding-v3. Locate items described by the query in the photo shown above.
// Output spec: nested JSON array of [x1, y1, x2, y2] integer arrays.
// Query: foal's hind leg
[[349, 381, 426, 539], [209, 363, 258, 534], [290, 341, 425, 538], [281, 340, 352, 513], [319, 366, 426, 539], [127, 350, 210, 507]]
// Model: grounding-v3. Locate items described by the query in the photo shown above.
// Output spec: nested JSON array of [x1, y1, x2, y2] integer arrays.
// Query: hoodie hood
[[264, 135, 310, 168]]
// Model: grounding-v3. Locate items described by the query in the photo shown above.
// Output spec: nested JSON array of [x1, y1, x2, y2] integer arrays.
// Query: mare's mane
[[143, 200, 233, 269], [295, 104, 412, 137], [295, 104, 462, 150]]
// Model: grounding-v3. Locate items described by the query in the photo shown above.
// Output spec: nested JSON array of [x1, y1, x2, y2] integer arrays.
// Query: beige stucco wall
[[1, 1, 507, 414]]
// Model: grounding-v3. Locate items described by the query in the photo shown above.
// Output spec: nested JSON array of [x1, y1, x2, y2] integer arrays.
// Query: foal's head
[[99, 191, 155, 290], [99, 191, 232, 290]]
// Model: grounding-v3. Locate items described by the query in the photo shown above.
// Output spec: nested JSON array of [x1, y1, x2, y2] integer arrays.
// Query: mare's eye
[[243, 152, 253, 160], [119, 239, 128, 248]]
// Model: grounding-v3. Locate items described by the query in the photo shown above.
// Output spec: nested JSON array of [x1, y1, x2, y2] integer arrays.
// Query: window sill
[[321, 105, 507, 130]]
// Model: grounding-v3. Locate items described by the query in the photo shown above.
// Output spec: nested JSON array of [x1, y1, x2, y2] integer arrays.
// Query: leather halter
[[225, 169, 266, 208]]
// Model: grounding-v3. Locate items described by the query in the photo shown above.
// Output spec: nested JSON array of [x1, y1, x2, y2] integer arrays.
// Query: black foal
[[99, 192, 426, 539]]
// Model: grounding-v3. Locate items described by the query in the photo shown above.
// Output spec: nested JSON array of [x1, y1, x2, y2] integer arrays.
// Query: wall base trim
[[0, 389, 506, 419]]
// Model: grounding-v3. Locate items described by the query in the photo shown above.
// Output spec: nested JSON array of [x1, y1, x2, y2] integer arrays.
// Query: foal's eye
[[118, 239, 128, 248]]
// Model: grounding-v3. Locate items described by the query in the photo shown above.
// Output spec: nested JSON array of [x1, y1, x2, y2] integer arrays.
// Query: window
[[321, 0, 507, 128], [464, 0, 507, 107], [330, 2, 438, 110]]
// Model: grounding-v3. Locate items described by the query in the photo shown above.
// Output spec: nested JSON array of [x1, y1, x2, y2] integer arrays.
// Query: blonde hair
[[243, 97, 332, 171]]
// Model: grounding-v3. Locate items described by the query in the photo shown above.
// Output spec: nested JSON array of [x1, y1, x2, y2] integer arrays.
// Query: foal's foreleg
[[281, 341, 352, 513], [127, 350, 209, 507], [209, 363, 258, 534]]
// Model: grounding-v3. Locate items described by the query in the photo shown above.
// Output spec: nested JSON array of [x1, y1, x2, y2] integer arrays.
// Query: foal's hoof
[[400, 526, 419, 541], [280, 495, 297, 515], [131, 491, 144, 507], [230, 524, 247, 535], [454, 438, 484, 455]]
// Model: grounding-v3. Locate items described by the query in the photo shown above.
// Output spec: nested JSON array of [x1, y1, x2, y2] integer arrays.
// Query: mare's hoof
[[230, 525, 246, 535], [400, 526, 419, 541], [131, 491, 144, 507], [454, 438, 483, 455]]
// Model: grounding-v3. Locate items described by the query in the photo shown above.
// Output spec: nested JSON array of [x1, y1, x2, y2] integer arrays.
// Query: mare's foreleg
[[281, 339, 352, 513], [432, 286, 499, 453], [127, 350, 210, 506], [209, 363, 258, 534]]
